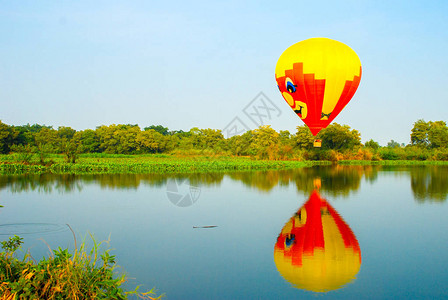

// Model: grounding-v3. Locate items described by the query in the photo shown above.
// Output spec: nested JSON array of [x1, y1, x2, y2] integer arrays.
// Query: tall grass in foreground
[[0, 233, 162, 300]]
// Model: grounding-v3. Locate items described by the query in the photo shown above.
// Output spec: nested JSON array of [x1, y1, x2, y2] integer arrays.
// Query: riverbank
[[0, 154, 327, 174], [1, 154, 448, 175]]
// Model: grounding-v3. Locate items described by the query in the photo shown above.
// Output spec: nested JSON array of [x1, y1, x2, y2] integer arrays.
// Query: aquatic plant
[[0, 155, 323, 175]]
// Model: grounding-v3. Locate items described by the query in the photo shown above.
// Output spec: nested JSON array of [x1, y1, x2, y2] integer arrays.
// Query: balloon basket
[[313, 139, 322, 148]]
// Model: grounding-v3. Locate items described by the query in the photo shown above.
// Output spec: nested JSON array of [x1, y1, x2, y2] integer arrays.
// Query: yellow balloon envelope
[[274, 190, 361, 292], [275, 38, 362, 136]]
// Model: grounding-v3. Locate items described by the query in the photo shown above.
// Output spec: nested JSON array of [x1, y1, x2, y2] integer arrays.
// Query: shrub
[[352, 148, 373, 160], [0, 234, 162, 299], [433, 148, 448, 161], [404, 146, 430, 161], [10, 144, 35, 164], [301, 149, 338, 162], [378, 148, 403, 160]]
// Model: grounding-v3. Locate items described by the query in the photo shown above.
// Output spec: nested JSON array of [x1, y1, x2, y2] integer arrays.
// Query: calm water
[[1, 166, 448, 299]]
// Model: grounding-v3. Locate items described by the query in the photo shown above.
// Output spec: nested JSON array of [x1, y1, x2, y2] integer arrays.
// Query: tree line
[[0, 119, 447, 162]]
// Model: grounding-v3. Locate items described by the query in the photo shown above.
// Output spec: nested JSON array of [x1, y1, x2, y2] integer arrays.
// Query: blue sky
[[0, 0, 447, 145]]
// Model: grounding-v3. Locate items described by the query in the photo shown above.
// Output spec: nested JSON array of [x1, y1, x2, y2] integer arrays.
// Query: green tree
[[411, 119, 430, 147], [319, 123, 361, 150], [34, 127, 58, 164], [170, 129, 189, 137], [0, 121, 18, 154], [294, 125, 315, 149], [57, 127, 81, 163], [78, 129, 100, 153], [364, 139, 380, 150], [226, 131, 254, 156], [427, 121, 448, 148], [57, 126, 76, 140], [279, 130, 293, 147], [171, 128, 194, 150], [387, 140, 400, 148], [96, 124, 140, 154], [144, 125, 170, 136], [197, 128, 224, 151], [64, 132, 82, 163], [13, 123, 50, 146], [169, 130, 191, 150], [278, 130, 294, 159], [251, 125, 280, 159], [177, 127, 224, 152], [136, 129, 166, 153]]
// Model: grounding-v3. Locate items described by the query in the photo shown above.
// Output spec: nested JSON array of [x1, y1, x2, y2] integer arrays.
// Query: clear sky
[[1, 0, 447, 145]]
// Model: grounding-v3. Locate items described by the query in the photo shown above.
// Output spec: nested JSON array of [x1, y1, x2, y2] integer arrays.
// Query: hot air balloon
[[274, 190, 361, 292], [275, 38, 362, 136]]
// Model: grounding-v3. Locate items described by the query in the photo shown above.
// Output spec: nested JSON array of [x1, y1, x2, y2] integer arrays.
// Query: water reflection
[[0, 173, 176, 193], [410, 166, 448, 202], [274, 190, 361, 292], [0, 174, 83, 193], [0, 166, 447, 201], [227, 165, 374, 196], [0, 167, 368, 194]]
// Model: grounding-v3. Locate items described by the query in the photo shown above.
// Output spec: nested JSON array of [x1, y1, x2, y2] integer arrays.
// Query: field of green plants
[[2, 152, 448, 175], [0, 153, 326, 175]]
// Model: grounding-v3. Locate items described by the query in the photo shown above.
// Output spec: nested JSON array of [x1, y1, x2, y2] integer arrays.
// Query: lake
[[1, 165, 448, 299]]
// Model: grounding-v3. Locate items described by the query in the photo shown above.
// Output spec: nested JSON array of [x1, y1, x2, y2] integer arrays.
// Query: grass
[[0, 233, 162, 300], [3, 153, 447, 175], [0, 154, 329, 175]]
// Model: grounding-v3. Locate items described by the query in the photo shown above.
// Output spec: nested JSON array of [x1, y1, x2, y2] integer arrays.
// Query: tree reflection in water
[[0, 165, 447, 202], [410, 166, 448, 202]]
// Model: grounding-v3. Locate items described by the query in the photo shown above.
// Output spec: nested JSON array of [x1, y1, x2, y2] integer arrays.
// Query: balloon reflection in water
[[274, 190, 361, 292]]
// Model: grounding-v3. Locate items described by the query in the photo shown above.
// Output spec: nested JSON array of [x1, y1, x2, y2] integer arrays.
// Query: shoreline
[[1, 155, 448, 175], [0, 156, 324, 175]]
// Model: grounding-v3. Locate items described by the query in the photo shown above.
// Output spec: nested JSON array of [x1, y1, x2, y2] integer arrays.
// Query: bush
[[378, 148, 405, 160], [10, 144, 36, 164], [351, 148, 373, 160], [433, 148, 448, 161], [404, 146, 430, 161], [0, 234, 162, 299], [301, 149, 338, 162], [321, 150, 338, 162]]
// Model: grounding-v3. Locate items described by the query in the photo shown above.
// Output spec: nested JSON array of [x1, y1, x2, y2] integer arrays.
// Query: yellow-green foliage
[[0, 154, 319, 175], [0, 234, 162, 300], [1, 119, 448, 167]]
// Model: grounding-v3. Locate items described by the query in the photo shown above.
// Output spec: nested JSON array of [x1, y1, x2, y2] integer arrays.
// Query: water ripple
[[0, 223, 69, 235]]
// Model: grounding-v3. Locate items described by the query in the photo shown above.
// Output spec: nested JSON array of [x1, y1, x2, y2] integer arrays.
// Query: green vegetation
[[338, 160, 448, 166], [0, 119, 447, 174], [0, 234, 161, 300], [0, 155, 323, 175]]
